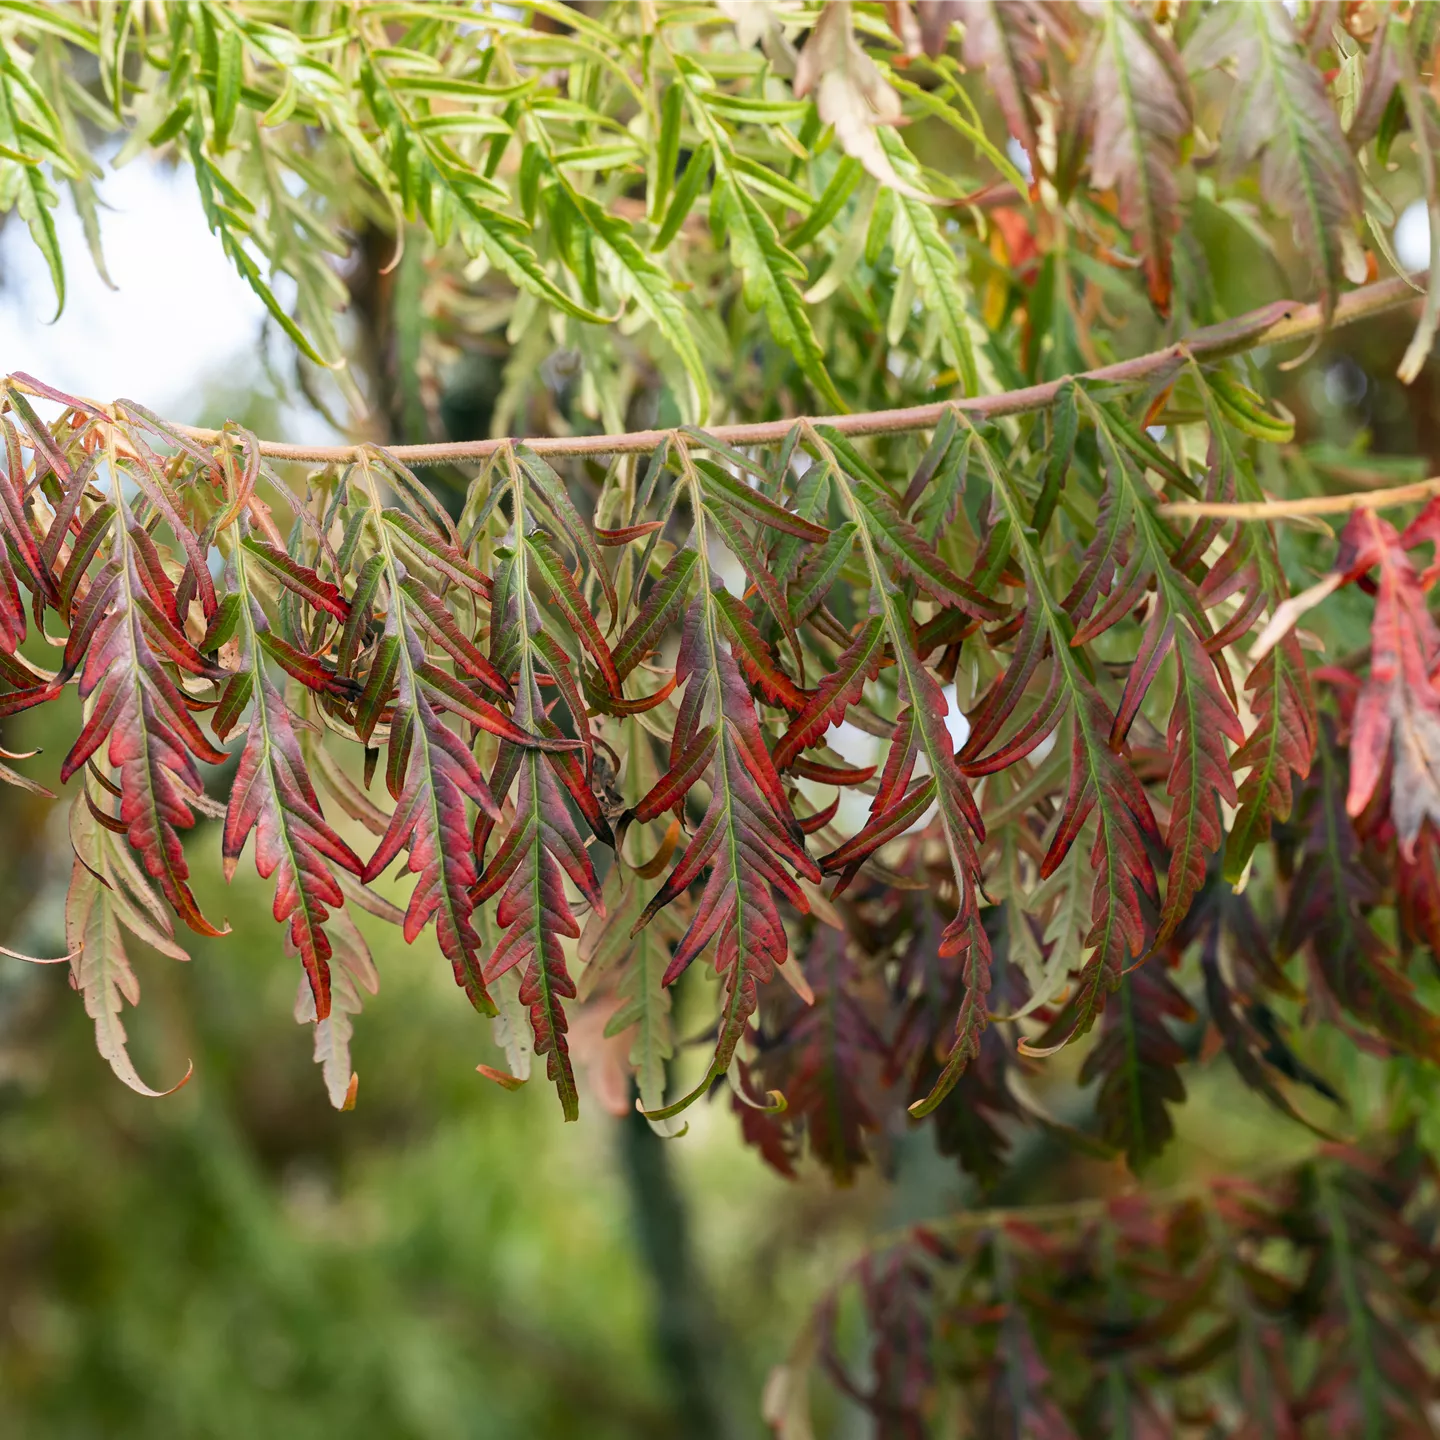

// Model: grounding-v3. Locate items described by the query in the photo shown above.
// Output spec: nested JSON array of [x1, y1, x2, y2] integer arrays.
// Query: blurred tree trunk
[[620, 1105, 744, 1440]]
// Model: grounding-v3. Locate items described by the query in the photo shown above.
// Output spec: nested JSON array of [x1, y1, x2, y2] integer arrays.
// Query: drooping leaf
[[353, 453, 506, 1018], [1282, 722, 1440, 1061], [793, 0, 933, 204], [633, 584, 821, 1114], [293, 905, 379, 1111], [59, 479, 229, 938], [65, 797, 194, 1096], [1087, 3, 1193, 314], [748, 927, 887, 1186], [220, 538, 365, 1022], [960, 0, 1053, 191], [1186, 0, 1366, 327], [1078, 966, 1192, 1171]]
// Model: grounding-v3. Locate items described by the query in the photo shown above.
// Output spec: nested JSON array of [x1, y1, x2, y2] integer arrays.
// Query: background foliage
[[6, 0, 1440, 1433]]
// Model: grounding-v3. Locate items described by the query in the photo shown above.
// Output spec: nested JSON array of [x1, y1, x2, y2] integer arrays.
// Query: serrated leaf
[[1186, 0, 1365, 328], [710, 163, 845, 411], [793, 0, 933, 204], [293, 906, 377, 1110], [65, 799, 193, 1097], [354, 455, 500, 1017], [878, 129, 979, 393], [960, 0, 1051, 190], [59, 482, 228, 938], [632, 537, 821, 1115], [1079, 967, 1191, 1171], [223, 543, 365, 1022], [1087, 4, 1192, 314]]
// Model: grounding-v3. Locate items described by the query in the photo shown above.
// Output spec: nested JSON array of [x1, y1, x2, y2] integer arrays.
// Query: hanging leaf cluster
[[8, 5, 1440, 1417], [3, 0, 1436, 424], [772, 1135, 1440, 1438]]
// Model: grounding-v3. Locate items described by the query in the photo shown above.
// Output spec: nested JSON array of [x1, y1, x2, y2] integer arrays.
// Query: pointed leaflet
[[1154, 624, 1244, 944], [791, 430, 989, 1116], [960, 417, 1160, 1049], [877, 128, 979, 394], [0, 53, 66, 317], [545, 167, 712, 421], [677, 66, 844, 410], [793, 0, 935, 205], [749, 928, 887, 1185], [1185, 1, 1365, 327], [293, 906, 378, 1111], [1087, 3, 1193, 315], [605, 925, 677, 1126], [1077, 967, 1192, 1171], [59, 459, 228, 938], [1335, 505, 1440, 856], [1282, 723, 1440, 1061], [1177, 876, 1338, 1133], [65, 797, 193, 1097], [634, 587, 821, 1112], [1081, 403, 1243, 947], [812, 427, 1002, 620], [774, 617, 886, 772], [631, 442, 821, 1116], [1194, 402, 1315, 882], [578, 866, 678, 1124], [960, 1, 1051, 189], [473, 454, 610, 1121], [357, 48, 616, 330], [220, 538, 365, 1023], [239, 534, 351, 622], [354, 452, 507, 1018], [614, 547, 700, 682]]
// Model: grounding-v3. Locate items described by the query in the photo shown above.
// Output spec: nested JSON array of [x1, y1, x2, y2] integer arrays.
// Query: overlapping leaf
[[354, 451, 525, 1019], [1186, 0, 1366, 326], [218, 535, 364, 1022], [472, 449, 613, 1119], [58, 450, 229, 938], [1086, 3, 1193, 314]]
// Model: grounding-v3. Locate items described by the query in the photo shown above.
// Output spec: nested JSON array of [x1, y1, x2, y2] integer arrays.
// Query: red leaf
[[773, 616, 886, 772], [613, 547, 699, 681], [595, 521, 665, 545], [223, 559, 365, 1021], [59, 511, 227, 937], [1032, 683, 1160, 1045], [633, 595, 820, 1109], [225, 665, 364, 1019], [241, 535, 351, 621], [1336, 509, 1440, 857], [363, 675, 500, 1016], [1155, 625, 1243, 944]]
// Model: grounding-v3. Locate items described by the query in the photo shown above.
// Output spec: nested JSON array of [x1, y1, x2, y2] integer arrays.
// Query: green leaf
[[212, 24, 243, 150], [0, 65, 63, 316], [65, 800, 194, 1098], [551, 169, 712, 421], [710, 165, 844, 411], [1186, 1, 1365, 328], [879, 129, 978, 394]]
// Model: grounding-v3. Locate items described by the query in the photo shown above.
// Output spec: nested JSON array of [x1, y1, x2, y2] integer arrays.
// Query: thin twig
[[1160, 474, 1440, 522], [126, 272, 1424, 467]]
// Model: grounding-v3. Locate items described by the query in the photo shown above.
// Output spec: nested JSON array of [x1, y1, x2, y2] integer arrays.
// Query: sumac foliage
[[776, 1137, 1440, 1437], [8, 1, 1440, 1431]]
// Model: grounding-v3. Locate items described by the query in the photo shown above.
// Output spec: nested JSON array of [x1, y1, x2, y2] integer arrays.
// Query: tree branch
[[1160, 474, 1440, 522], [65, 272, 1417, 468]]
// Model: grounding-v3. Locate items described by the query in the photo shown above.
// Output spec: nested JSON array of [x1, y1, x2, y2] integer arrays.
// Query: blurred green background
[[0, 773, 883, 1439]]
